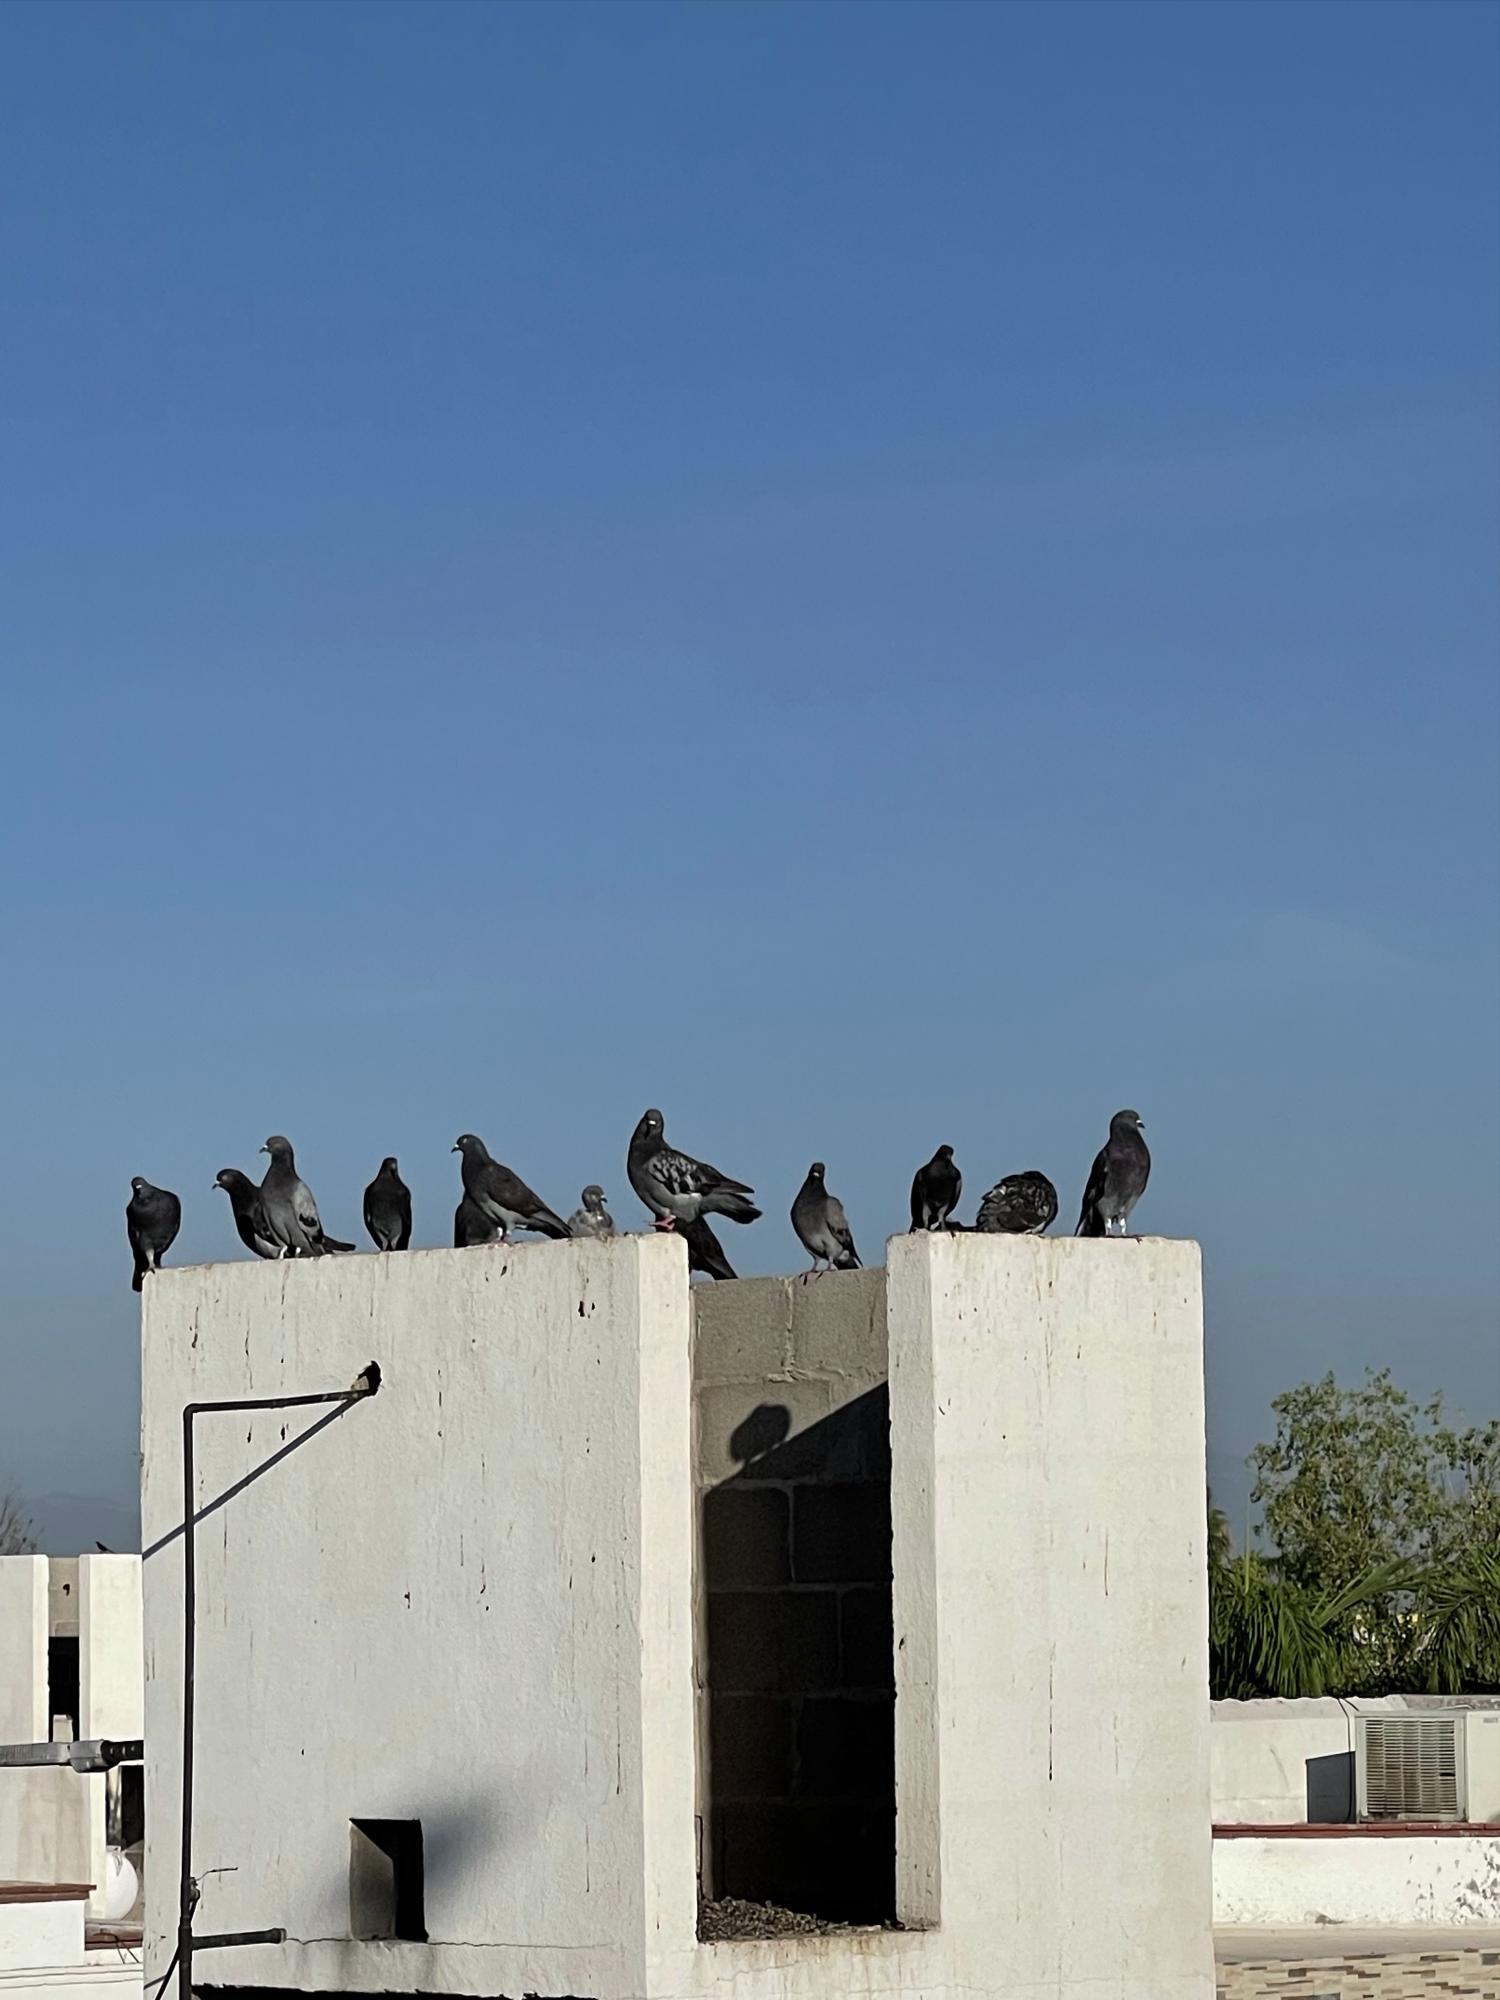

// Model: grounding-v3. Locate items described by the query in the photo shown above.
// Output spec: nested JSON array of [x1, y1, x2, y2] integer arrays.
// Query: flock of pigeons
[[124, 1106, 1152, 1294]]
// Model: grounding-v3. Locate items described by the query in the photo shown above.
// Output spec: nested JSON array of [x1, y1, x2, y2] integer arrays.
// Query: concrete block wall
[[693, 1272, 893, 1920]]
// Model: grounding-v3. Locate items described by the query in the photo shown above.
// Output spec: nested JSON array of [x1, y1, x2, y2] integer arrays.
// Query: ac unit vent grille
[[1360, 1716, 1460, 1821]]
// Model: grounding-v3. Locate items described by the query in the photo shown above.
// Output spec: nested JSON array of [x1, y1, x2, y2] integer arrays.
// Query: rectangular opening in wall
[[349, 1819, 426, 1941], [692, 1274, 897, 1939], [47, 1635, 79, 1741]]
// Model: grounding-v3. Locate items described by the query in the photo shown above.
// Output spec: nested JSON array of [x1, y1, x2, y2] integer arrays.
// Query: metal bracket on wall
[[173, 1360, 383, 2000]]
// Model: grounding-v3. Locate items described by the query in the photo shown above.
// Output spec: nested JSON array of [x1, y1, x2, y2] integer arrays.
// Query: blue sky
[[1, 0, 1495, 1546]]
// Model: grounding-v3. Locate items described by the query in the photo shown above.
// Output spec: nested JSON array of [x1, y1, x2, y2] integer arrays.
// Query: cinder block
[[785, 1799, 897, 1923], [707, 1693, 795, 1801], [707, 1589, 840, 1693], [711, 1801, 802, 1909], [788, 1267, 887, 1380], [794, 1694, 895, 1801], [703, 1486, 790, 1589], [695, 1381, 833, 1487], [792, 1482, 892, 1585], [839, 1585, 895, 1691], [692, 1278, 793, 1386]]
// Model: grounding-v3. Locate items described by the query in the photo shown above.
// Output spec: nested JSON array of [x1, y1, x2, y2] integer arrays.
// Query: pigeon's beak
[[451, 1143, 460, 1152]]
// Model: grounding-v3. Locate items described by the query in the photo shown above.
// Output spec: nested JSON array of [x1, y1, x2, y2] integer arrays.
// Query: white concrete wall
[[0, 1895, 140, 1999], [1210, 1696, 1410, 1824], [78, 1558, 143, 1741], [885, 1231, 1214, 2000], [1214, 1832, 1500, 1925], [140, 1232, 1214, 2000], [0, 1557, 48, 1740], [140, 1236, 694, 2000], [0, 1898, 84, 1972]]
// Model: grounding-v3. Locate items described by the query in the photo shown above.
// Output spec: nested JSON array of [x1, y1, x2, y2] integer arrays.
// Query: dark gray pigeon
[[453, 1134, 570, 1241], [363, 1156, 412, 1251], [567, 1185, 615, 1239], [627, 1109, 761, 1230], [215, 1169, 280, 1259], [259, 1136, 356, 1257], [975, 1170, 1058, 1235], [909, 1145, 962, 1231], [791, 1162, 861, 1277], [126, 1178, 181, 1292], [1076, 1110, 1151, 1238], [680, 1212, 737, 1281], [454, 1192, 500, 1247]]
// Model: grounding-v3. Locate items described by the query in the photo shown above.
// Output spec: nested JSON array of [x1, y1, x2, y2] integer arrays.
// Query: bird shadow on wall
[[141, 1400, 361, 1563]]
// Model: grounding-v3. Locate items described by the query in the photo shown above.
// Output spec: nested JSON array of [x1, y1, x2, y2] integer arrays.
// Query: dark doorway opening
[[349, 1819, 426, 1942], [700, 1386, 895, 1927]]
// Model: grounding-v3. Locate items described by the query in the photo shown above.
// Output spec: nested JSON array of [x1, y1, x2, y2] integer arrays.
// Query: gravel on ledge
[[699, 1898, 899, 1942]]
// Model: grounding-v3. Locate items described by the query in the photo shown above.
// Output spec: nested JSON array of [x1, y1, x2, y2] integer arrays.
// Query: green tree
[[1250, 1368, 1500, 1588]]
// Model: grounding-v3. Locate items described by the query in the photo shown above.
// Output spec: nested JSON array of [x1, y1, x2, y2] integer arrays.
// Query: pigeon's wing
[[1075, 1145, 1109, 1235], [825, 1194, 859, 1264], [126, 1212, 148, 1289], [293, 1178, 324, 1235], [656, 1145, 742, 1200], [485, 1161, 570, 1236]]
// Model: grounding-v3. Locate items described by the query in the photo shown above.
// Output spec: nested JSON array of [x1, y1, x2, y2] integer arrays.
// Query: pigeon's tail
[[682, 1216, 737, 1281], [531, 1210, 572, 1242], [320, 1234, 358, 1254], [131, 1260, 146, 1293], [833, 1247, 862, 1270], [704, 1190, 762, 1226], [1075, 1205, 1105, 1238]]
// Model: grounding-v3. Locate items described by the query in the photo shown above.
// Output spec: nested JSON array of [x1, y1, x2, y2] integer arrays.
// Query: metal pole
[[178, 1404, 196, 2000], [173, 1368, 379, 1999]]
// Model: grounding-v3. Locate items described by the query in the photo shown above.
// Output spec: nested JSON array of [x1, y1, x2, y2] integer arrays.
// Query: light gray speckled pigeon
[[567, 1185, 615, 1239]]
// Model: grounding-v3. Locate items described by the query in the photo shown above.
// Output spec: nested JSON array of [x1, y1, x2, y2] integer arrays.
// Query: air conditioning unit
[[1356, 1711, 1500, 1823]]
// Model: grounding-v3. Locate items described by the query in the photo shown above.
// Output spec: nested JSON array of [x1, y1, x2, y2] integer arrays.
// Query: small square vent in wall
[[350, 1818, 426, 1941]]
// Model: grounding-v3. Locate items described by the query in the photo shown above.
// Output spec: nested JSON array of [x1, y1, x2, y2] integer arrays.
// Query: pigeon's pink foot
[[653, 1216, 677, 1232]]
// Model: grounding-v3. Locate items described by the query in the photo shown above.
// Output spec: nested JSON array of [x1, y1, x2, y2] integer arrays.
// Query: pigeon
[[627, 1109, 761, 1231], [790, 1162, 861, 1277], [974, 1170, 1058, 1235], [259, 1136, 356, 1257], [567, 1185, 615, 1239], [215, 1168, 281, 1259], [126, 1178, 181, 1292], [363, 1156, 412, 1251], [909, 1145, 962, 1231], [1076, 1110, 1151, 1238], [680, 1212, 737, 1282], [453, 1192, 500, 1247], [453, 1134, 570, 1241]]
